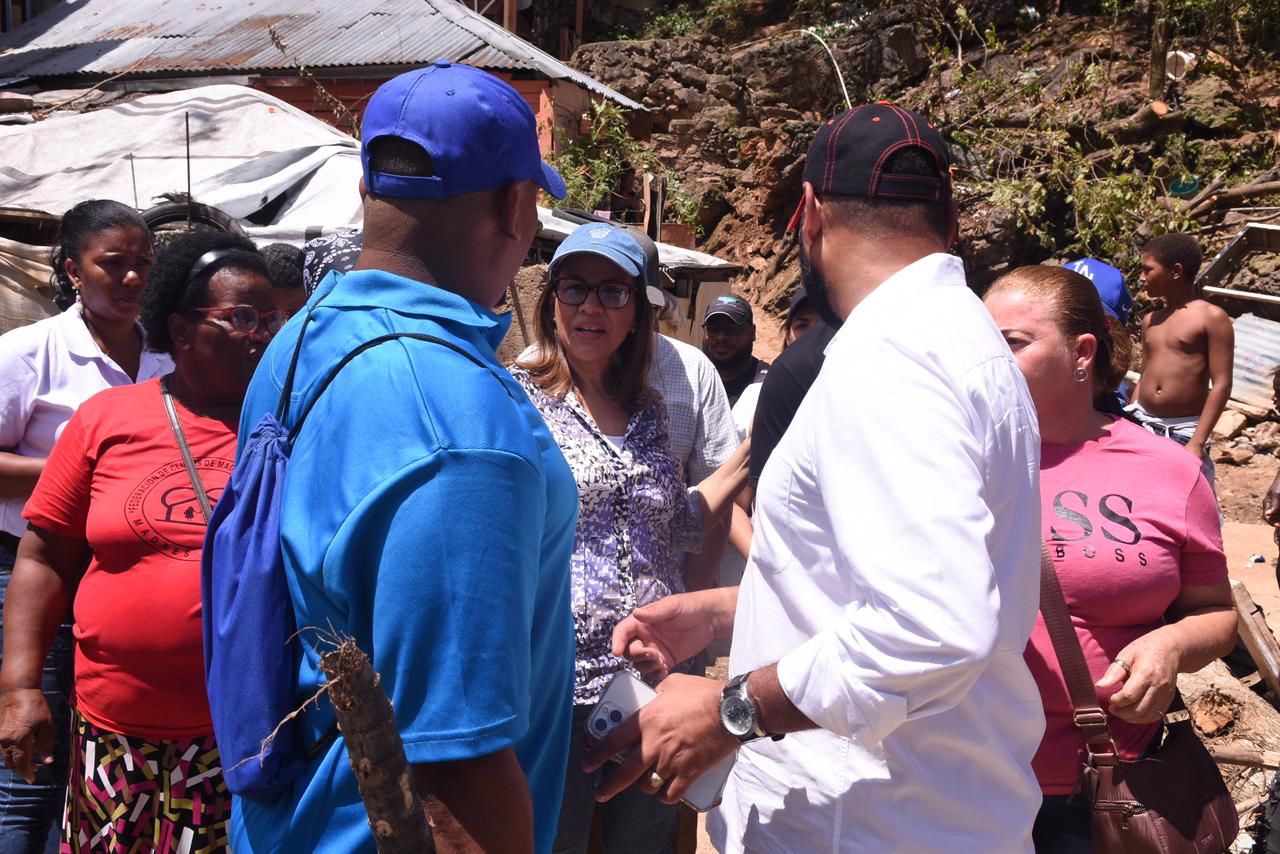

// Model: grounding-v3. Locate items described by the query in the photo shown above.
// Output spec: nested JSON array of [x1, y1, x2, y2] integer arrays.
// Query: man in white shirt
[[586, 104, 1044, 853]]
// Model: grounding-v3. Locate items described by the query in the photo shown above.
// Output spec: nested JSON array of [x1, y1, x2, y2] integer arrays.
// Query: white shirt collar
[[60, 301, 156, 366], [826, 252, 966, 355]]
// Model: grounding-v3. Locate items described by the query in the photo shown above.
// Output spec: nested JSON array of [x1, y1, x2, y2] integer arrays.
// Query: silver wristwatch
[[720, 672, 772, 743]]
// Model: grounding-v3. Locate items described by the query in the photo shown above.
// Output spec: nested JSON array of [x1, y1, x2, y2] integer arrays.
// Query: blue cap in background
[[361, 62, 566, 200], [1065, 258, 1132, 324], [550, 223, 647, 280]]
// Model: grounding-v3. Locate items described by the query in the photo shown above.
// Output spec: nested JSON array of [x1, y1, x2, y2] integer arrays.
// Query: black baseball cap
[[703, 294, 753, 327], [785, 291, 812, 324], [787, 103, 952, 231]]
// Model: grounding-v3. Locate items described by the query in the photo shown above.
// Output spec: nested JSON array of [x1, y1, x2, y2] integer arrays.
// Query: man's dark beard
[[707, 347, 755, 373], [799, 241, 843, 328]]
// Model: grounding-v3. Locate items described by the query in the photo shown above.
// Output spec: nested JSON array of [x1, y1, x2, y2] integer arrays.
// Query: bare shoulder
[[1188, 298, 1231, 323]]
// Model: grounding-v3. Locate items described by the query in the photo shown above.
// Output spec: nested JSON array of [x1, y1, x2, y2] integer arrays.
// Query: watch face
[[722, 695, 754, 738]]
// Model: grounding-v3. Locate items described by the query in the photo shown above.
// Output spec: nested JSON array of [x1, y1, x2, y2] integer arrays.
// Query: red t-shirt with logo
[[1028, 417, 1226, 794], [24, 378, 234, 740]]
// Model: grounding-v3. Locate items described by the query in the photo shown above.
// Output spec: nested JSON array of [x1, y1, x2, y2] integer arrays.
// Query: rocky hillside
[[566, 1, 1280, 323]]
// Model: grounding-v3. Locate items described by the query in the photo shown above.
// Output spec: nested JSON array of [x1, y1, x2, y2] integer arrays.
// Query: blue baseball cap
[[1065, 258, 1132, 324], [549, 223, 647, 280], [361, 62, 566, 200]]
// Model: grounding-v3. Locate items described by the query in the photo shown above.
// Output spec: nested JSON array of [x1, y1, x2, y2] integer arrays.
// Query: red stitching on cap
[[888, 104, 920, 143], [885, 104, 912, 142], [870, 139, 914, 197], [824, 105, 864, 193]]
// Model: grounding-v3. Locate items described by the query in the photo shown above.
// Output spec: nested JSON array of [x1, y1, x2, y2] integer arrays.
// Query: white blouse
[[0, 304, 172, 536]]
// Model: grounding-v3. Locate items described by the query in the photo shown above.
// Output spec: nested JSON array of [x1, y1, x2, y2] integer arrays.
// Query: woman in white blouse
[[0, 200, 171, 853]]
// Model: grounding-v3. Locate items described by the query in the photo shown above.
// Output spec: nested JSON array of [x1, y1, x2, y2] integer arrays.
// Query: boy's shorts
[[1124, 402, 1216, 491]]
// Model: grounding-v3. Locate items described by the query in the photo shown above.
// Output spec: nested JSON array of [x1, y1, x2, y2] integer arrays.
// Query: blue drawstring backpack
[[202, 302, 495, 802]]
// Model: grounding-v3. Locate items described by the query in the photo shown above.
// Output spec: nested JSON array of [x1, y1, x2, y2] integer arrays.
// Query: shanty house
[[0, 0, 643, 152]]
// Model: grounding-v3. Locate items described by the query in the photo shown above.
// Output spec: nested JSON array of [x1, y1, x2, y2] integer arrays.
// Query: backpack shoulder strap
[[275, 303, 323, 424], [287, 332, 505, 443]]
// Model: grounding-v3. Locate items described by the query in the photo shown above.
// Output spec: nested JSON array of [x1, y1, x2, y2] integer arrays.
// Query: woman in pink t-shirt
[[984, 265, 1236, 853]]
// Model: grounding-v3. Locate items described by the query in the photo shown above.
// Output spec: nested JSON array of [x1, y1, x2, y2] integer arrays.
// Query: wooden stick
[[320, 638, 435, 854], [1190, 181, 1280, 219], [1231, 580, 1280, 702], [1210, 745, 1280, 770]]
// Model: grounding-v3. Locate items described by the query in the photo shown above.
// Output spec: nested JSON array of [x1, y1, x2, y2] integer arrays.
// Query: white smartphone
[[585, 670, 736, 812]]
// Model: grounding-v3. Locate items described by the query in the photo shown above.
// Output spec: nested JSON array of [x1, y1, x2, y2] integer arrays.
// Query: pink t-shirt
[[1028, 417, 1226, 794]]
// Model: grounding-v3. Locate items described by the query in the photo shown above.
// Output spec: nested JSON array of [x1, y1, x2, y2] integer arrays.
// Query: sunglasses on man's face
[[552, 277, 634, 310], [190, 305, 287, 337]]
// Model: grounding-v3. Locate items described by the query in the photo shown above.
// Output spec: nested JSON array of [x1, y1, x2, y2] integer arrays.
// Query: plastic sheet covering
[[0, 237, 56, 335], [0, 84, 362, 242]]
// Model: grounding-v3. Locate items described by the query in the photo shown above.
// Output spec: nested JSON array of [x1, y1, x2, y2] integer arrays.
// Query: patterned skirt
[[61, 709, 231, 853]]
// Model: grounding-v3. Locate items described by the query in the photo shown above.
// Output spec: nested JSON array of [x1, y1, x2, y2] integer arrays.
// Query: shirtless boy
[[1127, 233, 1234, 486]]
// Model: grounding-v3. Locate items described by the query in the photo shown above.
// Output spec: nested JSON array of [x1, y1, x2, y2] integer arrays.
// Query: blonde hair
[[986, 265, 1133, 413]]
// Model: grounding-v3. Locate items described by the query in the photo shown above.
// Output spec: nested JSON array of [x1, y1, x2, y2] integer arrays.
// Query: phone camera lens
[[609, 710, 623, 723], [593, 718, 608, 732]]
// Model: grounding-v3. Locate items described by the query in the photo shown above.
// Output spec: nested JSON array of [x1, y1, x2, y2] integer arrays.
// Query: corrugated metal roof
[[1231, 313, 1280, 412], [0, 0, 642, 109]]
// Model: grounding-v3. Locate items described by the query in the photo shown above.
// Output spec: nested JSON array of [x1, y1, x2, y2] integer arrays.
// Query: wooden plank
[[1210, 744, 1280, 770], [576, 0, 585, 36], [503, 0, 517, 32], [1232, 579, 1280, 701]]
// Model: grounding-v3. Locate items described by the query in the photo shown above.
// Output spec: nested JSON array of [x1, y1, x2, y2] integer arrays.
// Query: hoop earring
[[1073, 367, 1089, 382]]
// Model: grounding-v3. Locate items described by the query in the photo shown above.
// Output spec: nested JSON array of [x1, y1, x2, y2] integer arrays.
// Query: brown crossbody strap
[[1039, 545, 1120, 766]]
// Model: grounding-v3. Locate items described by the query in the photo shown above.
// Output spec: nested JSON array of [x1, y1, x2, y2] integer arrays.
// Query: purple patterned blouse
[[511, 368, 703, 705]]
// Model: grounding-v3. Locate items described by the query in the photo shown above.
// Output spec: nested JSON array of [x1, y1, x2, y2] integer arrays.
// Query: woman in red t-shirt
[[0, 230, 285, 853], [984, 265, 1236, 853]]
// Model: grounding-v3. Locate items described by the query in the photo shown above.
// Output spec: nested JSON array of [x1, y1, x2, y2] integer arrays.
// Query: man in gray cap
[[701, 294, 768, 408]]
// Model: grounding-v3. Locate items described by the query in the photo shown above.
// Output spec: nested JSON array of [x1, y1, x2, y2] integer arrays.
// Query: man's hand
[[611, 588, 736, 679], [0, 687, 54, 784], [1262, 470, 1280, 525], [583, 674, 739, 805]]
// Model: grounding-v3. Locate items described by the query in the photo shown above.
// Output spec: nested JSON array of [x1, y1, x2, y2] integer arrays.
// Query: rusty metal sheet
[[0, 0, 643, 110]]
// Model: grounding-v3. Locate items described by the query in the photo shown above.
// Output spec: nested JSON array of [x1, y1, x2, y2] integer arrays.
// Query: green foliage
[[547, 101, 652, 212], [1102, 0, 1280, 51], [916, 46, 1280, 268], [641, 4, 698, 38], [665, 176, 704, 235], [545, 100, 703, 234]]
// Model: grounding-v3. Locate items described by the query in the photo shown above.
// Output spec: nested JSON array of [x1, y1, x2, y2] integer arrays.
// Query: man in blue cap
[[1066, 257, 1134, 405], [230, 63, 578, 853], [1065, 257, 1133, 325]]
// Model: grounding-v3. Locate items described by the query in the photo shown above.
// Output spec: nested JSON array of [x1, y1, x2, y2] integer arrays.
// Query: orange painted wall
[[252, 70, 561, 156]]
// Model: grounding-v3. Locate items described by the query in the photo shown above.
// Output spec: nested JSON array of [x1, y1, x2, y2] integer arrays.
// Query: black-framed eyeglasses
[[190, 305, 287, 337], [552, 277, 634, 310]]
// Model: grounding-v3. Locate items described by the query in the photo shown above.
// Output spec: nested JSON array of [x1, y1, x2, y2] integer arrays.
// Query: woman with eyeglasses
[[0, 200, 172, 853], [513, 222, 748, 854], [0, 231, 282, 852]]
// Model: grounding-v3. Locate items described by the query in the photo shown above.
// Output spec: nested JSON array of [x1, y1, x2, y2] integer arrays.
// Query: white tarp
[[0, 84, 363, 244], [0, 236, 57, 332]]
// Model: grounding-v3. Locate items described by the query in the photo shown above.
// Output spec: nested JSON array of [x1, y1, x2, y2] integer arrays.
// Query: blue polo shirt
[[229, 270, 577, 854]]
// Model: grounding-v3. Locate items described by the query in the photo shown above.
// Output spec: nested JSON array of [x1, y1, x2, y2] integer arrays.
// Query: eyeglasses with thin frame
[[552, 277, 634, 310], [190, 305, 287, 337]]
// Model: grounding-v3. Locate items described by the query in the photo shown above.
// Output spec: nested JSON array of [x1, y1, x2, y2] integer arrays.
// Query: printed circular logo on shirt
[[124, 458, 233, 560]]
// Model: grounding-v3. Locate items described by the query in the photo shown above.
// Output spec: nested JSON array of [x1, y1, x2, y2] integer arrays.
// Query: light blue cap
[[550, 222, 647, 279]]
